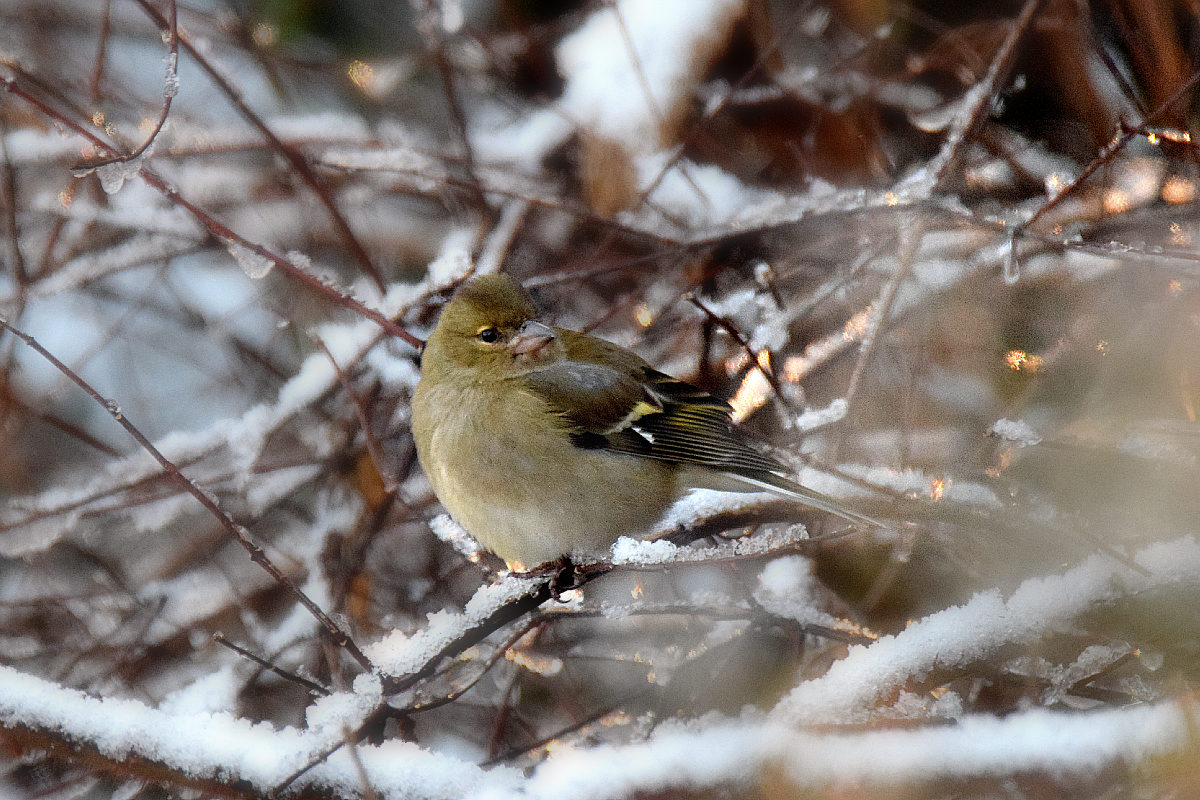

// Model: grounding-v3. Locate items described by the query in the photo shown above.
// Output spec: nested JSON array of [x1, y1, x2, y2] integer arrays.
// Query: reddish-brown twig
[[212, 633, 331, 697], [931, 0, 1049, 190], [0, 319, 374, 674], [130, 0, 388, 292], [1, 74, 424, 350], [685, 291, 789, 408], [87, 0, 178, 170]]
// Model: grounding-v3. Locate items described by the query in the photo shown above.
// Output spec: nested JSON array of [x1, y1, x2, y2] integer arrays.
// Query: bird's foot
[[513, 555, 583, 599], [548, 556, 585, 599]]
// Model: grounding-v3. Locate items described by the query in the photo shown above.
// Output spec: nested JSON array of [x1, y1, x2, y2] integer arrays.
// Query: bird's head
[[424, 274, 562, 377]]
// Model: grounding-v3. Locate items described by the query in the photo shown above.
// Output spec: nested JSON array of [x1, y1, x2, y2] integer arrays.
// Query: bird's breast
[[411, 377, 678, 566]]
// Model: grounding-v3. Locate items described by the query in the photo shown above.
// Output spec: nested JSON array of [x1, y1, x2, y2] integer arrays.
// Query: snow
[[556, 0, 746, 151], [794, 398, 848, 432], [141, 569, 274, 645], [0, 306, 374, 558], [0, 664, 514, 798], [659, 487, 786, 529], [990, 417, 1044, 447], [266, 113, 372, 142], [609, 523, 811, 568], [0, 664, 316, 786], [4, 531, 1200, 796], [1, 126, 85, 165], [160, 666, 241, 715], [0, 507, 85, 557], [162, 53, 180, 99], [4, 2, 1197, 797], [753, 556, 840, 629], [841, 464, 1002, 508], [609, 536, 682, 565], [773, 536, 1200, 724], [633, 154, 794, 232], [17, 233, 195, 301], [320, 144, 447, 186], [430, 513, 483, 561], [33, 183, 196, 233], [364, 574, 543, 676], [243, 464, 322, 516], [425, 228, 476, 287], [304, 673, 382, 737], [470, 108, 574, 169], [501, 701, 1193, 798]]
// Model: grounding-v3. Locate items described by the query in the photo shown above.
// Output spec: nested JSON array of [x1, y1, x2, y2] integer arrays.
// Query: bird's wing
[[522, 330, 881, 527], [606, 371, 784, 474], [521, 330, 782, 474], [521, 359, 659, 435]]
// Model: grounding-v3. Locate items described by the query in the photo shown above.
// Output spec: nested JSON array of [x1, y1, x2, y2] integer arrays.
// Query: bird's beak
[[508, 320, 556, 356]]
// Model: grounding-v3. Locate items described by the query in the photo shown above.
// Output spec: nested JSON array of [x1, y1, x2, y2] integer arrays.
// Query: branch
[[130, 0, 389, 292], [0, 319, 374, 674], [0, 74, 423, 350]]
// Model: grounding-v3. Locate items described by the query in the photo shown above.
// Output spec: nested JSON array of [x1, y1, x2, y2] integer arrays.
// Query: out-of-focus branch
[[0, 319, 374, 674], [1019, 65, 1200, 233], [930, 0, 1049, 189], [88, 0, 177, 169], [130, 0, 389, 292], [0, 74, 424, 350], [0, 721, 303, 800]]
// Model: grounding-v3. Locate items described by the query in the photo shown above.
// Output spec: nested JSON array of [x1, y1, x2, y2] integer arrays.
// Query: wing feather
[[519, 330, 782, 474]]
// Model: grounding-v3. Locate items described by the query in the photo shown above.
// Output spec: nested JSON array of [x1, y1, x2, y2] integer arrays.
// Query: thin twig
[[400, 619, 546, 714], [931, 0, 1049, 189], [685, 292, 789, 408], [212, 633, 331, 697], [414, 0, 490, 215], [1017, 61, 1200, 233], [833, 214, 924, 459], [610, 1, 709, 208], [380, 576, 560, 694], [87, 0, 177, 169], [634, 3, 811, 207], [1, 74, 424, 350], [87, 0, 113, 100], [313, 335, 396, 493], [483, 696, 647, 765], [0, 319, 375, 674], [130, 0, 388, 292], [0, 116, 26, 286]]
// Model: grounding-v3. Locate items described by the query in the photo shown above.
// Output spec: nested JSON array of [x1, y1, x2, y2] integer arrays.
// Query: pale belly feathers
[[412, 379, 678, 567]]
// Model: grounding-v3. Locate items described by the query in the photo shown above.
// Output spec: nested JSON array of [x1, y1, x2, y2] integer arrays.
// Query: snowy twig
[[0, 319, 374, 673], [128, 0, 388, 291], [1018, 65, 1200, 234], [685, 291, 790, 410], [84, 0, 178, 171], [929, 0, 1049, 189], [0, 74, 423, 349]]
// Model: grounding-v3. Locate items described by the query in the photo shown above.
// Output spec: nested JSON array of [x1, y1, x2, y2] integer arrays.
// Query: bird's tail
[[725, 470, 885, 528]]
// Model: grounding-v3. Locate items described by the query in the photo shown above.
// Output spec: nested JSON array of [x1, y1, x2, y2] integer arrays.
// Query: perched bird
[[411, 274, 879, 569]]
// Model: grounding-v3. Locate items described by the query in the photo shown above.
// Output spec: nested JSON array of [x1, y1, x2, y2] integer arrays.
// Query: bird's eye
[[476, 327, 500, 343]]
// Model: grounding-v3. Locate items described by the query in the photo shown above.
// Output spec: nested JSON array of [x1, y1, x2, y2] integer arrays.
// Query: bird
[[410, 273, 880, 570]]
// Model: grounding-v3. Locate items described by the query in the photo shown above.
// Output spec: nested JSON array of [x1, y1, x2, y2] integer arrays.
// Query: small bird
[[411, 274, 879, 569]]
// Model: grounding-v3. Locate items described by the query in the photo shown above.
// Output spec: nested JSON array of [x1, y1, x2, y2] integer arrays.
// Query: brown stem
[[685, 292, 789, 407], [130, 0, 388, 292], [1, 74, 424, 350], [0, 319, 375, 674]]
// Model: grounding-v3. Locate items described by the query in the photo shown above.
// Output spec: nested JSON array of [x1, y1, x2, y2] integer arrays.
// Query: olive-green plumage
[[411, 274, 878, 568]]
